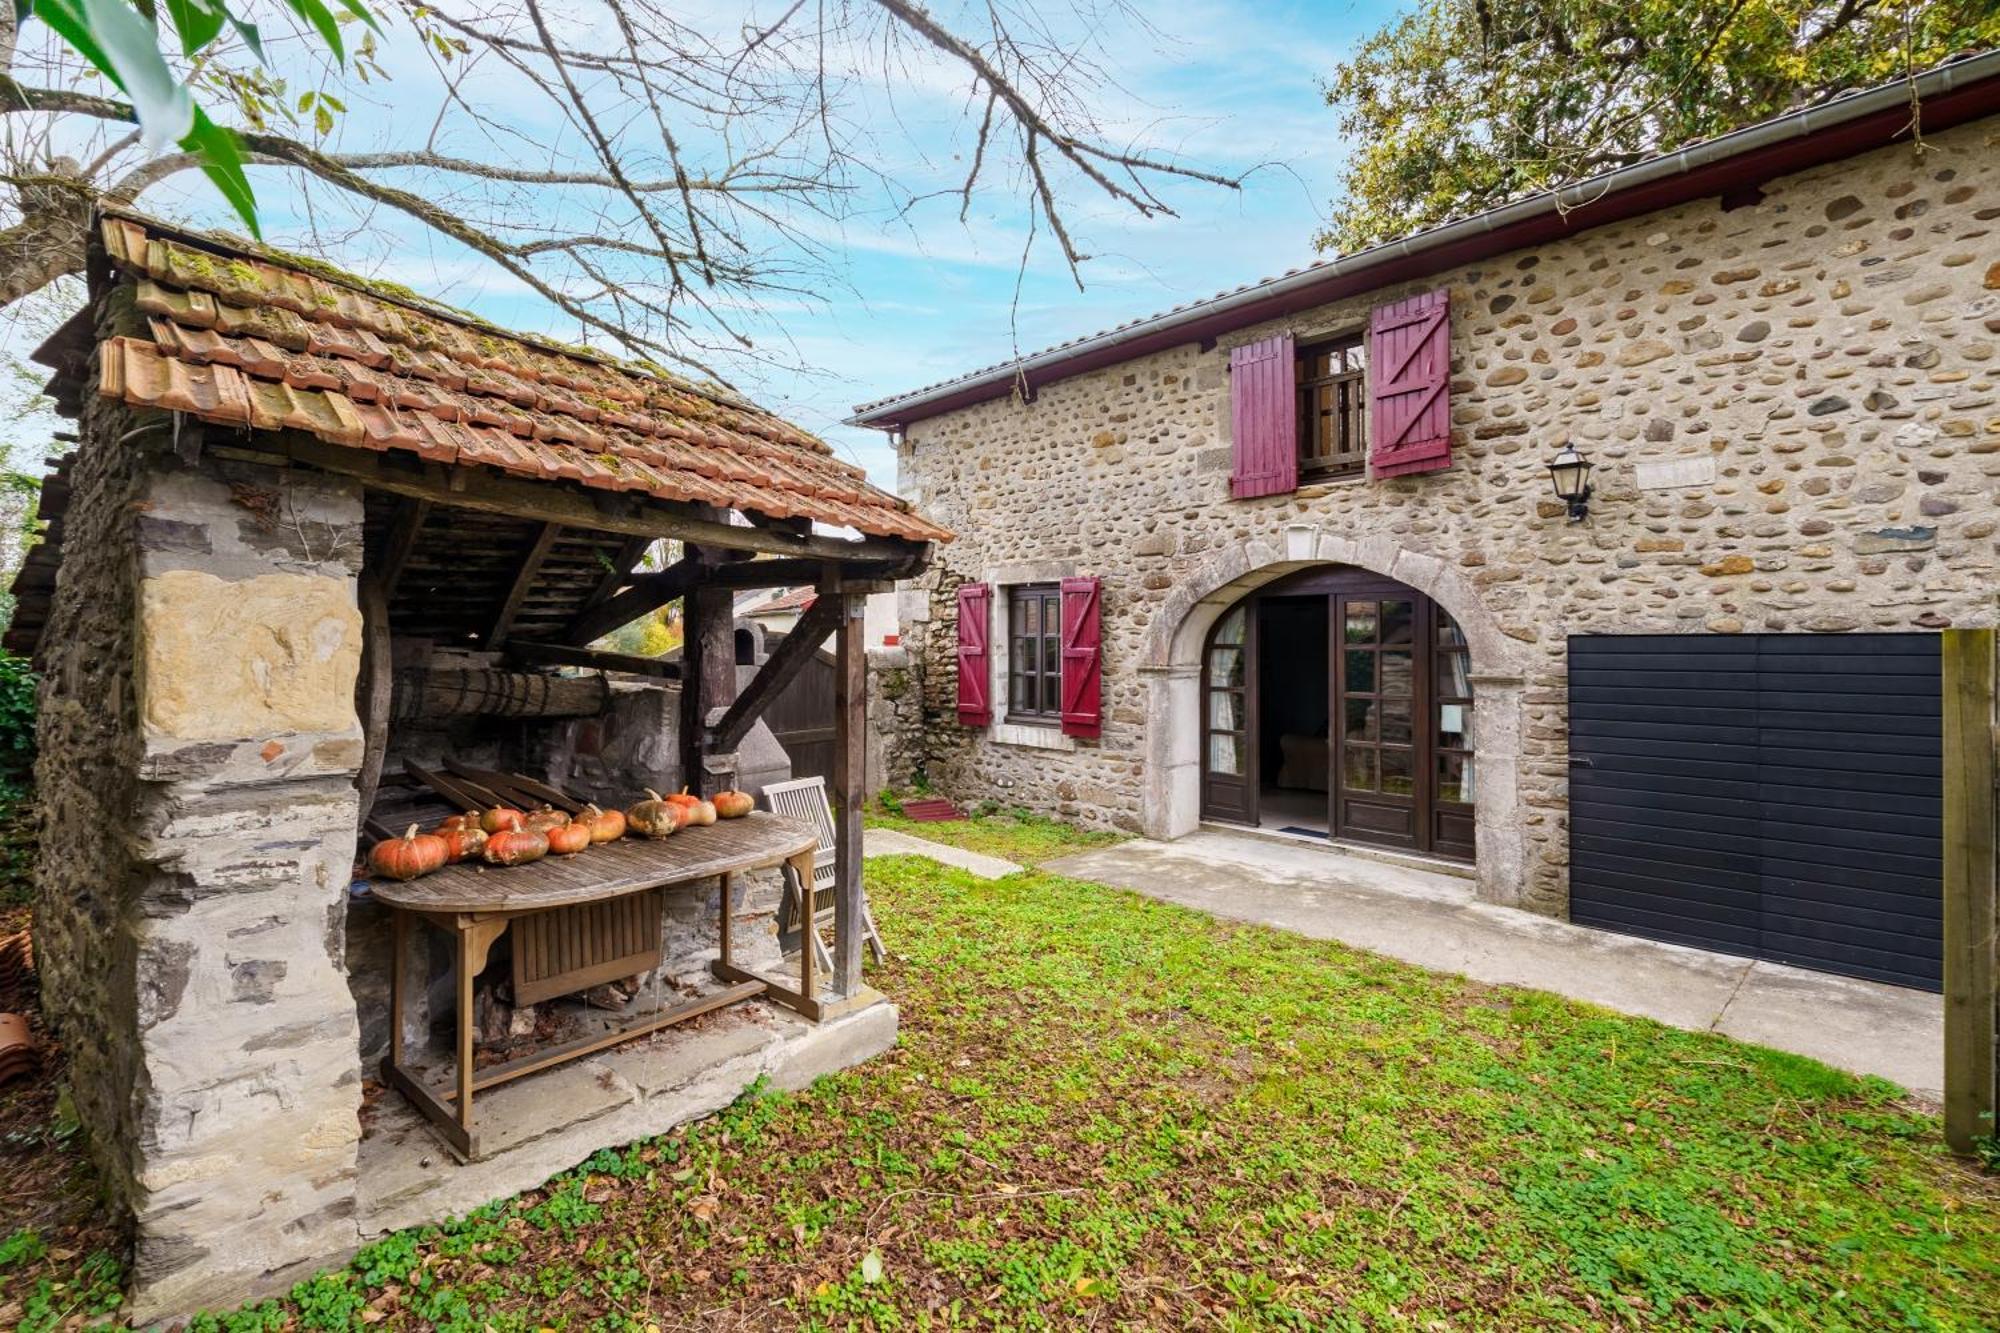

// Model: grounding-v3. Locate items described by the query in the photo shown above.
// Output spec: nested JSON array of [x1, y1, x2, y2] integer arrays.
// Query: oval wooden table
[[372, 811, 819, 1160]]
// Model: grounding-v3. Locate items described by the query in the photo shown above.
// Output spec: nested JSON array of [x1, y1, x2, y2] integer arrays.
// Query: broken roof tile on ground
[[92, 210, 951, 545]]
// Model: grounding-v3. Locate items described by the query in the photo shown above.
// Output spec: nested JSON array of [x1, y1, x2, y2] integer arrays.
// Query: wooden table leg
[[718, 871, 733, 970], [791, 854, 815, 1005], [456, 923, 475, 1139], [389, 909, 407, 1070]]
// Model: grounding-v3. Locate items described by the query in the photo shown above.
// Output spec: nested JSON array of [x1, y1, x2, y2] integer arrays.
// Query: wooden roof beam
[[285, 437, 928, 565]]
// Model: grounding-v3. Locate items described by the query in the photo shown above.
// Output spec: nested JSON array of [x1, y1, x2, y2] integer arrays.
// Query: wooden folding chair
[[763, 776, 887, 971]]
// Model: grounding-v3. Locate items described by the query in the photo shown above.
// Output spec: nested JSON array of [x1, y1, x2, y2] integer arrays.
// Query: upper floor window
[[1298, 334, 1367, 479], [1007, 583, 1063, 722]]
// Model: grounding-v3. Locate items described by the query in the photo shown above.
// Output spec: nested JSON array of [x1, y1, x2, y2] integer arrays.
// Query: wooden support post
[[829, 567, 866, 997], [677, 542, 742, 795], [354, 575, 392, 826], [1942, 627, 1997, 1156]]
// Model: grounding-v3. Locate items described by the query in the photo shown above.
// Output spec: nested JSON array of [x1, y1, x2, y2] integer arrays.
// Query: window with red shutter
[[1229, 334, 1299, 498], [1058, 577, 1101, 738], [1368, 288, 1453, 478], [955, 582, 992, 727]]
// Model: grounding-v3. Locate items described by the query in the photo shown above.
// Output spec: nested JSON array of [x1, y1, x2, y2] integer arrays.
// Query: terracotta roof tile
[[97, 211, 952, 544]]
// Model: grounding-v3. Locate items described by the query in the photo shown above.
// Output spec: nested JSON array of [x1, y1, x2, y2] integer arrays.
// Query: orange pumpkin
[[523, 806, 571, 834], [481, 806, 526, 834], [580, 804, 626, 843], [436, 823, 488, 864], [369, 824, 449, 881], [712, 790, 754, 819], [627, 789, 682, 838], [482, 828, 548, 866], [545, 822, 592, 856], [435, 812, 481, 833]]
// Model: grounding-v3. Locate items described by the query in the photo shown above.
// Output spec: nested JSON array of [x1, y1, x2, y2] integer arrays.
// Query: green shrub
[[0, 651, 34, 802]]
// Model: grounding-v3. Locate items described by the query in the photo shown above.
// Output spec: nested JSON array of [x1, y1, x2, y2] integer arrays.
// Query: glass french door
[[1201, 605, 1255, 823], [1334, 595, 1421, 846]]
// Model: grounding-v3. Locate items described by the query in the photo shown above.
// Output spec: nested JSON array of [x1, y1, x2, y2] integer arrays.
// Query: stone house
[[852, 52, 2000, 996], [11, 208, 944, 1319]]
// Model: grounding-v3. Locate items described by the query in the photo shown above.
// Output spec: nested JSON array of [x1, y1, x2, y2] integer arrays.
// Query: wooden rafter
[[486, 522, 563, 648], [377, 497, 431, 598], [505, 641, 682, 679], [707, 594, 843, 754]]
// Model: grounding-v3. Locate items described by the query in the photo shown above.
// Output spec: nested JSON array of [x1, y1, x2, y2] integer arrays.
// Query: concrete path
[[1044, 832, 1943, 1097], [865, 828, 1022, 880]]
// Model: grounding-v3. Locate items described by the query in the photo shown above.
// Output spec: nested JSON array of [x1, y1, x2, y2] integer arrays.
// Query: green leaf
[[33, 0, 196, 148], [162, 0, 225, 56], [180, 107, 259, 237], [329, 0, 380, 35], [227, 13, 265, 65], [281, 0, 345, 63]]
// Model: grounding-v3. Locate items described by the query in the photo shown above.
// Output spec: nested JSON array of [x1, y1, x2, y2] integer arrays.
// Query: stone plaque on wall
[[1632, 455, 1718, 492]]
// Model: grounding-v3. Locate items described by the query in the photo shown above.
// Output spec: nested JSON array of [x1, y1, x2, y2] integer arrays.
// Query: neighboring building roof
[[89, 209, 950, 544], [740, 585, 818, 618], [850, 49, 2000, 430]]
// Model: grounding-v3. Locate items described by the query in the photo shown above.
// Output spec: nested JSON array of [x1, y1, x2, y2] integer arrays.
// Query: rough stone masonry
[[888, 115, 2000, 916], [36, 397, 370, 1319]]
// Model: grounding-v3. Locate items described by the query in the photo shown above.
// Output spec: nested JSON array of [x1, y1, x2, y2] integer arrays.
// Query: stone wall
[[894, 116, 2000, 914], [35, 408, 370, 1320]]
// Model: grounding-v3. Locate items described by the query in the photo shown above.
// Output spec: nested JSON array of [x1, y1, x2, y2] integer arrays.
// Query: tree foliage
[[1317, 0, 2000, 254]]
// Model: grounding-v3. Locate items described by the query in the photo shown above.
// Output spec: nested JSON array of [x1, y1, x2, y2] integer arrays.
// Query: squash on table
[[712, 790, 754, 819], [523, 806, 571, 834], [545, 822, 592, 856], [580, 804, 626, 843], [435, 823, 488, 864], [481, 806, 526, 834], [627, 789, 683, 838], [369, 825, 449, 881], [482, 828, 549, 866]]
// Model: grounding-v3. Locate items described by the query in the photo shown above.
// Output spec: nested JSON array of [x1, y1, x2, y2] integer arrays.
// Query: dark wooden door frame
[[1199, 566, 1473, 863]]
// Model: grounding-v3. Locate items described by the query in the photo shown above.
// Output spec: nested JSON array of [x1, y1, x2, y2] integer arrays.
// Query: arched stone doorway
[[1199, 567, 1475, 859], [1139, 524, 1530, 905]]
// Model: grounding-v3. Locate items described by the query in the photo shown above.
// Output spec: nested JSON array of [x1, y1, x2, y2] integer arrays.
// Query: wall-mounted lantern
[[1546, 444, 1594, 522]]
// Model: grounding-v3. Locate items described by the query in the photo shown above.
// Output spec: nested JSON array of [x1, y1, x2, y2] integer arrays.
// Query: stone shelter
[[10, 208, 947, 1319], [852, 52, 2000, 996]]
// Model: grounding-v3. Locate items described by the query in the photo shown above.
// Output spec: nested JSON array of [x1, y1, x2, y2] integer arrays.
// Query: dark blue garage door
[[1567, 634, 1941, 991]]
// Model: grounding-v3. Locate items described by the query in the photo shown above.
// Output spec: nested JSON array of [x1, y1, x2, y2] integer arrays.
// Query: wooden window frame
[[1006, 583, 1064, 726], [1297, 333, 1367, 480]]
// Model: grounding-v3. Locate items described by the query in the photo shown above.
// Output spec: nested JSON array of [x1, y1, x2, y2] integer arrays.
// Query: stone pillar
[[38, 419, 370, 1320]]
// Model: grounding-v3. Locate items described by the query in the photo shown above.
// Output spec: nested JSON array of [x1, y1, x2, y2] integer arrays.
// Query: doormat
[[900, 798, 965, 822], [1276, 826, 1330, 839]]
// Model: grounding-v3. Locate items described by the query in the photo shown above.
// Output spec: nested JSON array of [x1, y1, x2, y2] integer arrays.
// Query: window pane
[[1210, 645, 1244, 688], [1344, 601, 1377, 642], [1019, 596, 1039, 634], [1437, 613, 1466, 650], [1381, 747, 1416, 796], [1436, 649, 1471, 700], [1343, 696, 1376, 743], [1380, 695, 1414, 746], [1017, 636, 1037, 675], [1342, 339, 1366, 374], [1438, 752, 1475, 805], [1381, 600, 1414, 644], [1208, 690, 1245, 731], [1343, 648, 1376, 694], [1011, 673, 1029, 711], [1439, 702, 1472, 749], [1379, 649, 1414, 698], [1213, 606, 1245, 647], [1208, 732, 1243, 776], [1043, 669, 1061, 714], [1342, 745, 1376, 792]]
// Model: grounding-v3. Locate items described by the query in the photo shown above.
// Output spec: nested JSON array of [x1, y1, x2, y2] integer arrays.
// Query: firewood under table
[[371, 811, 820, 1161]]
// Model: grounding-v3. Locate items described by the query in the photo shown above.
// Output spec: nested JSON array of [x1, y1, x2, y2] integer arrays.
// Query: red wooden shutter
[[1229, 334, 1298, 498], [1058, 577, 1102, 738], [955, 582, 992, 727], [1369, 288, 1453, 478]]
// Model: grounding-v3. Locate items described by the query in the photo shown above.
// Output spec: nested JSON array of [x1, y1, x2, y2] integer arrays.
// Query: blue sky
[[6, 0, 1408, 491]]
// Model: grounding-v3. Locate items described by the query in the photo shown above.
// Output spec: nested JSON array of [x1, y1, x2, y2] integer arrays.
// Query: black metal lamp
[[1547, 444, 1594, 522]]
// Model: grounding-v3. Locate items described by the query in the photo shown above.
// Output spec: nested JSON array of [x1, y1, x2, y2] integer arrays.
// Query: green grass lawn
[[866, 797, 1127, 867], [5, 813, 1997, 1330]]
